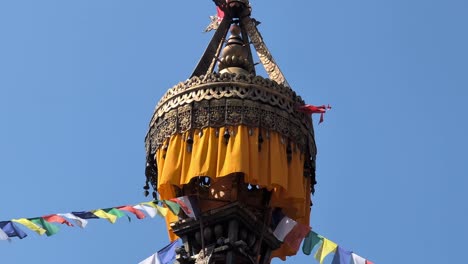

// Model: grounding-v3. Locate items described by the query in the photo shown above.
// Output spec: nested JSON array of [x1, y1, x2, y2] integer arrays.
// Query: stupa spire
[[144, 1, 318, 263]]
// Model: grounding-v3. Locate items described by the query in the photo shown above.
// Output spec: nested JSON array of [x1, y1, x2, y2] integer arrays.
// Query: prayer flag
[[351, 253, 366, 264], [156, 205, 169, 217], [163, 200, 181, 216], [0, 221, 27, 239], [303, 231, 323, 255], [158, 239, 181, 264], [12, 218, 46, 235], [105, 208, 126, 218], [366, 261, 374, 264], [314, 238, 338, 264], [0, 226, 10, 241], [92, 209, 118, 224], [31, 218, 60, 236], [43, 214, 73, 227], [118, 205, 146, 219], [169, 196, 199, 218], [106, 208, 131, 222], [142, 201, 169, 217], [273, 216, 297, 242], [139, 240, 181, 264], [283, 222, 311, 253], [72, 211, 99, 219], [134, 204, 158, 218], [332, 247, 352, 264], [139, 254, 159, 264], [58, 213, 88, 228]]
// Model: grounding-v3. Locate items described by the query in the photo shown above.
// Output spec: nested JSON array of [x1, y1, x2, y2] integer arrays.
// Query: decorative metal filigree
[[145, 73, 316, 158], [242, 17, 289, 87]]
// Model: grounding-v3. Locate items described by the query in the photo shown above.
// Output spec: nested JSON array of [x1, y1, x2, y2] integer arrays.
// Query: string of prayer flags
[[314, 238, 338, 264], [0, 221, 27, 239], [0, 200, 179, 241], [0, 197, 373, 264], [304, 233, 373, 264]]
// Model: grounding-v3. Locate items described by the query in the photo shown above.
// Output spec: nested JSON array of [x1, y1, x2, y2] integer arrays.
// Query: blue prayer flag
[[158, 239, 181, 264], [332, 246, 352, 264], [0, 221, 28, 239], [72, 211, 99, 219]]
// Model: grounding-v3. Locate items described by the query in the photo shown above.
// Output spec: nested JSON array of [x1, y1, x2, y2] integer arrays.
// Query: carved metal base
[[172, 202, 281, 264]]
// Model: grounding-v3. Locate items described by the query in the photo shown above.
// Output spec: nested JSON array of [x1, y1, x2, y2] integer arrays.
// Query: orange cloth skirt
[[156, 126, 311, 259]]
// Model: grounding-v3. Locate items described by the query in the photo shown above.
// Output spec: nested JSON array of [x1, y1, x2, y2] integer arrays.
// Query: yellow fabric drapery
[[156, 125, 311, 259]]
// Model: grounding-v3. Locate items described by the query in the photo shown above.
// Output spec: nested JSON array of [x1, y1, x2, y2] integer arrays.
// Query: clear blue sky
[[1, 1, 467, 263]]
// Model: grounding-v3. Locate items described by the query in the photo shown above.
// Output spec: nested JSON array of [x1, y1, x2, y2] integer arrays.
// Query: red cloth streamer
[[43, 214, 73, 227], [117, 206, 146, 220], [216, 7, 225, 21], [297, 104, 332, 124]]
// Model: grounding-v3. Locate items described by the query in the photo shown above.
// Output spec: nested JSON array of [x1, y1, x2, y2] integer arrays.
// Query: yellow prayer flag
[[314, 238, 338, 264], [12, 218, 46, 235], [142, 201, 158, 208], [92, 209, 117, 224], [156, 205, 169, 217]]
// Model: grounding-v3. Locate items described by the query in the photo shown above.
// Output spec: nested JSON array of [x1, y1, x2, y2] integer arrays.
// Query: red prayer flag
[[117, 206, 146, 220], [283, 223, 311, 253], [169, 198, 193, 216], [43, 214, 73, 227], [297, 104, 332, 124], [366, 261, 374, 264]]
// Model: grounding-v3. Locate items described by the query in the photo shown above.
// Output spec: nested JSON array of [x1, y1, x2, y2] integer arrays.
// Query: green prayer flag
[[31, 218, 60, 237], [164, 200, 181, 215], [302, 231, 323, 255], [105, 208, 126, 218]]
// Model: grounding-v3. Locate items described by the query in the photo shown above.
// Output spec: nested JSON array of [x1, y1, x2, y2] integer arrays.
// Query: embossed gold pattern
[[145, 73, 316, 157]]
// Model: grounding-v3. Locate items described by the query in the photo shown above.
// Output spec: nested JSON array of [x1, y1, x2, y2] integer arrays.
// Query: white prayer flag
[[134, 204, 157, 218], [0, 228, 10, 241], [273, 216, 297, 241], [351, 253, 367, 264], [139, 254, 160, 264], [58, 213, 88, 228]]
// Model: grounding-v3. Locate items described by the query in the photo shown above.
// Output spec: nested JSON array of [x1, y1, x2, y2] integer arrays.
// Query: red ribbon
[[297, 104, 332, 124]]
